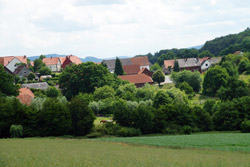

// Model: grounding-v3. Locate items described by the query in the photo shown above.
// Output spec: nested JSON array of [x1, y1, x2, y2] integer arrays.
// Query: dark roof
[[178, 58, 201, 68], [138, 68, 154, 77], [123, 64, 140, 75], [209, 57, 221, 64], [21, 82, 49, 90], [13, 66, 31, 75], [131, 57, 150, 66]]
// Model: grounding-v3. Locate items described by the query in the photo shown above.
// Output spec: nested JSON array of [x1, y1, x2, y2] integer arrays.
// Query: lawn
[[94, 116, 112, 125], [98, 132, 250, 152], [1, 137, 250, 167]]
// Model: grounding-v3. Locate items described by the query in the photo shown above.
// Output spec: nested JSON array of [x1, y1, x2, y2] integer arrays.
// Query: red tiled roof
[[67, 55, 82, 65], [59, 57, 66, 64], [17, 88, 35, 105], [131, 56, 150, 66], [199, 57, 210, 63], [43, 57, 59, 65], [164, 60, 175, 69], [0, 57, 15, 66], [30, 61, 34, 66], [15, 56, 27, 64], [118, 74, 153, 84], [138, 68, 154, 77], [123, 64, 140, 75]]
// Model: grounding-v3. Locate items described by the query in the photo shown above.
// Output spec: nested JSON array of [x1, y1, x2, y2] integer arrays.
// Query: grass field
[[98, 133, 250, 152], [1, 137, 250, 167], [94, 116, 112, 125]]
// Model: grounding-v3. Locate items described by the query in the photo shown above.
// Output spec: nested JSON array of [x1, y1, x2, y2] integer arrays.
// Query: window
[[206, 64, 208, 66]]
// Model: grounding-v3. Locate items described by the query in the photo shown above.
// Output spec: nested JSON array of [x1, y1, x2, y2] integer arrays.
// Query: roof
[[67, 55, 82, 65], [178, 58, 201, 68], [199, 57, 210, 63], [138, 68, 154, 77], [43, 57, 60, 65], [0, 56, 27, 67], [17, 88, 35, 105], [118, 74, 153, 84], [13, 65, 31, 75], [209, 57, 221, 64], [59, 57, 66, 64], [123, 64, 140, 75], [30, 61, 34, 66], [164, 60, 175, 69], [21, 82, 49, 90], [131, 56, 150, 66]]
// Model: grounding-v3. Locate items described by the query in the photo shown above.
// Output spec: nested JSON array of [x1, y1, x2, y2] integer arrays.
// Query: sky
[[0, 0, 250, 59]]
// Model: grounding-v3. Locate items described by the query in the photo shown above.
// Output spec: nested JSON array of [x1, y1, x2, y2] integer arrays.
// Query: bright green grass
[[98, 133, 250, 152], [94, 117, 112, 125], [191, 94, 218, 104], [239, 74, 250, 84], [1, 138, 250, 167]]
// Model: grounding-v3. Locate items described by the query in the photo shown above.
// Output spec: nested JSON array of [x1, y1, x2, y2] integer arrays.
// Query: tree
[[173, 60, 180, 72], [59, 62, 110, 100], [27, 72, 36, 81], [177, 81, 195, 98], [33, 58, 45, 72], [157, 52, 175, 66], [217, 77, 248, 101], [114, 57, 124, 75], [150, 63, 161, 71], [46, 86, 61, 98], [198, 50, 214, 58], [93, 85, 115, 101], [238, 59, 250, 74], [38, 98, 72, 136], [69, 96, 95, 136], [203, 65, 229, 96], [221, 61, 238, 77], [153, 90, 172, 108], [0, 65, 19, 96], [117, 83, 137, 101], [39, 66, 52, 75], [171, 70, 202, 93], [152, 70, 165, 86], [39, 55, 46, 60]]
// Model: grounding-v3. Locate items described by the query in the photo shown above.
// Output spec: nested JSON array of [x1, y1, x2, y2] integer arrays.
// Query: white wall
[[140, 65, 150, 70], [201, 60, 211, 71], [47, 65, 57, 72], [6, 58, 21, 72]]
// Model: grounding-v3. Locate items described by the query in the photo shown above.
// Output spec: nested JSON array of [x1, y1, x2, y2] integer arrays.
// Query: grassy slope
[[1, 138, 250, 167], [98, 133, 250, 152]]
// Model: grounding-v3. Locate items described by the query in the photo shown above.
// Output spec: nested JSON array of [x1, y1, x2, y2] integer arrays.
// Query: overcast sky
[[0, 0, 249, 58]]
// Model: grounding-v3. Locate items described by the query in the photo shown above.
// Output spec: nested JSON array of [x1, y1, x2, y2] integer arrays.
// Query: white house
[[42, 57, 62, 72]]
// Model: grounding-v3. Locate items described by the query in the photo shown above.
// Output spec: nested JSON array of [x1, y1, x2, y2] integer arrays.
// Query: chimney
[[24, 55, 26, 59]]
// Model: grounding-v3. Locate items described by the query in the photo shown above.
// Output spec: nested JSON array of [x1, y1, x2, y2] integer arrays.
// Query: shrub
[[10, 125, 23, 138], [118, 127, 141, 137], [183, 125, 192, 135], [105, 123, 122, 135], [241, 120, 250, 133], [46, 86, 61, 98], [27, 72, 36, 81]]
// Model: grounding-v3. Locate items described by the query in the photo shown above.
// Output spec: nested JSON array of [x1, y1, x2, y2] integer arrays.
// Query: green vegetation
[[99, 133, 250, 152], [1, 138, 250, 167], [152, 70, 165, 86], [114, 57, 124, 75]]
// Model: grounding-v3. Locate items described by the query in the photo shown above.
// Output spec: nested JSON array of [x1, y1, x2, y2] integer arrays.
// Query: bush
[[10, 125, 23, 138], [183, 125, 192, 135], [118, 127, 141, 137], [27, 72, 36, 81], [46, 86, 61, 98], [86, 132, 103, 138], [241, 120, 250, 133]]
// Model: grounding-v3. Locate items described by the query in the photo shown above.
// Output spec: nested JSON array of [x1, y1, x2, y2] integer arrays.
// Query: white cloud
[[0, 0, 249, 58]]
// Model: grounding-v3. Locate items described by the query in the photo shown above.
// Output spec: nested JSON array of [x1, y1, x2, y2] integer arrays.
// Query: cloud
[[0, 0, 249, 58]]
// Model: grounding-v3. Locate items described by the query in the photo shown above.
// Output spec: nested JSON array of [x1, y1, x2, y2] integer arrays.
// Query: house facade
[[0, 56, 28, 73], [43, 57, 62, 72], [13, 66, 32, 78], [61, 55, 82, 69]]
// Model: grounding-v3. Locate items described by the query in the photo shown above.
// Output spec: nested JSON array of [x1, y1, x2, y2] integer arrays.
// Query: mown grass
[[98, 133, 250, 152], [1, 137, 250, 167], [94, 116, 112, 125], [191, 94, 219, 104]]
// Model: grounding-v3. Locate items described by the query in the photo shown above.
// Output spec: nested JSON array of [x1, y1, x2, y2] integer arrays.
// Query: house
[[16, 88, 35, 105], [138, 68, 154, 77], [61, 55, 82, 69], [118, 74, 154, 88], [21, 82, 49, 90], [123, 64, 140, 75], [102, 56, 150, 73], [43, 57, 62, 72], [201, 57, 222, 72], [178, 58, 201, 72], [163, 60, 175, 74], [13, 65, 32, 78], [0, 56, 27, 73]]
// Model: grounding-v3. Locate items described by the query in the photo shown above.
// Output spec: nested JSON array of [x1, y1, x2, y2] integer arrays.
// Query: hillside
[[200, 28, 250, 56]]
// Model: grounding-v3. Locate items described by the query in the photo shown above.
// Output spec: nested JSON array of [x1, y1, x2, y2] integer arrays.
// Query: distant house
[[201, 57, 222, 72], [0, 56, 27, 73], [178, 58, 201, 72], [234, 51, 243, 55], [43, 57, 62, 72], [138, 68, 154, 77], [61, 55, 82, 69], [123, 64, 140, 75], [163, 60, 175, 74], [102, 56, 150, 73], [118, 74, 154, 88], [13, 65, 32, 78], [21, 82, 49, 90], [16, 88, 35, 105]]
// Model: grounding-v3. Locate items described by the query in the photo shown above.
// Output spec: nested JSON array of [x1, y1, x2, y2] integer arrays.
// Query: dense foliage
[[152, 70, 165, 86]]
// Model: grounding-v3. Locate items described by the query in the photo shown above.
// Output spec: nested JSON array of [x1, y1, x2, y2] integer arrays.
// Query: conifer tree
[[114, 57, 124, 75], [173, 60, 180, 72]]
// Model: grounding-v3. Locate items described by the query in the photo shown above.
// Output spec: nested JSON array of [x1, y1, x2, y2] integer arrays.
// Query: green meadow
[[1, 133, 250, 167]]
